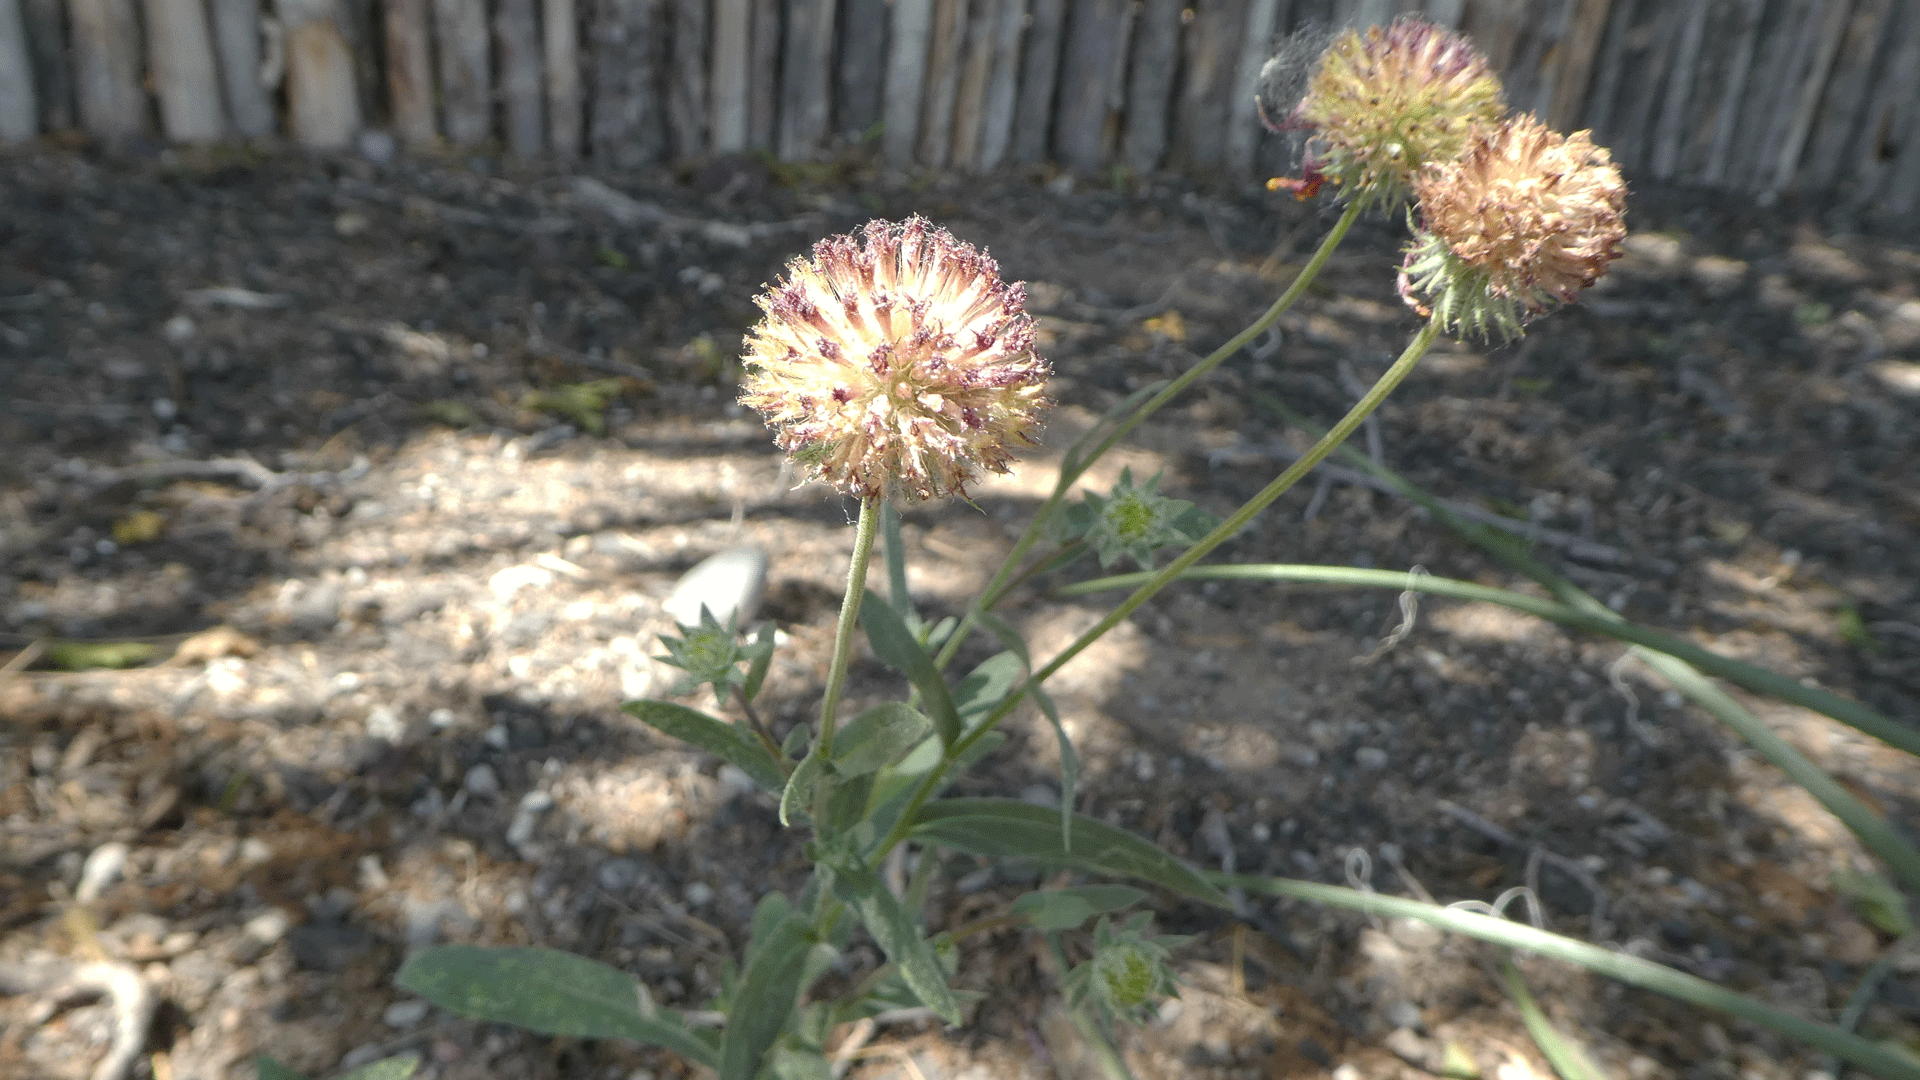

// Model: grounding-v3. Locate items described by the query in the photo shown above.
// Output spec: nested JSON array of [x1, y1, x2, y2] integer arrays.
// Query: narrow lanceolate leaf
[[834, 702, 935, 776], [780, 748, 827, 827], [1030, 683, 1078, 851], [833, 866, 964, 1024], [953, 651, 1024, 730], [1010, 885, 1148, 930], [880, 501, 922, 634], [910, 799, 1230, 908], [720, 901, 820, 1080], [396, 946, 716, 1066], [861, 588, 962, 745], [623, 700, 784, 792]]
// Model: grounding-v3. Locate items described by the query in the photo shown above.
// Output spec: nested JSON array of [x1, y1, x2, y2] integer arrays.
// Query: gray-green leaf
[[861, 589, 961, 745], [623, 700, 784, 793], [1011, 885, 1148, 930], [834, 703, 935, 776]]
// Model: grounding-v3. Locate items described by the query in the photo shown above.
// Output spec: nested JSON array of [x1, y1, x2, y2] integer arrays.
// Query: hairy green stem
[[1219, 874, 1920, 1080], [875, 319, 1441, 861], [929, 201, 1365, 673], [819, 496, 881, 760]]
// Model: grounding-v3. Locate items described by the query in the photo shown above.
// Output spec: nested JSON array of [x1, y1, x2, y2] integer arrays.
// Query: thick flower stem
[[878, 318, 1441, 860], [818, 496, 881, 761], [931, 200, 1366, 673]]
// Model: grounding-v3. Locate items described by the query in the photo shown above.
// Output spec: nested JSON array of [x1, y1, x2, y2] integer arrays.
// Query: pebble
[[598, 858, 642, 892], [244, 909, 293, 945], [506, 789, 554, 847], [1332, 1065, 1362, 1080], [358, 129, 398, 165], [684, 881, 714, 907], [366, 706, 404, 742], [465, 763, 501, 799], [1383, 1000, 1423, 1031], [76, 842, 129, 903], [383, 999, 431, 1028], [339, 1043, 387, 1072], [716, 764, 758, 797], [429, 707, 459, 728], [162, 314, 196, 344], [1355, 746, 1389, 770], [663, 546, 768, 627], [490, 563, 556, 600]]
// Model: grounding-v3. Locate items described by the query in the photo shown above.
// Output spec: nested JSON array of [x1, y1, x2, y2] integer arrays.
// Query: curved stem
[[930, 201, 1366, 673], [818, 496, 881, 761], [877, 318, 1441, 860]]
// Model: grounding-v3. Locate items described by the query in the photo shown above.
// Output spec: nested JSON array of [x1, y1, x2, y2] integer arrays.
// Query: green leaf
[[826, 772, 876, 833], [46, 640, 157, 670], [1501, 962, 1606, 1080], [880, 502, 922, 634], [338, 1055, 423, 1080], [255, 1058, 310, 1080], [721, 896, 820, 1080], [623, 700, 784, 793], [1030, 683, 1077, 851], [866, 732, 1007, 840], [1833, 868, 1915, 936], [1011, 885, 1148, 931], [780, 748, 826, 827], [743, 621, 778, 703], [396, 946, 715, 1066], [953, 651, 1025, 730], [833, 867, 964, 1025], [772, 1046, 834, 1080], [861, 589, 961, 746], [835, 703, 935, 776], [910, 799, 1230, 908]]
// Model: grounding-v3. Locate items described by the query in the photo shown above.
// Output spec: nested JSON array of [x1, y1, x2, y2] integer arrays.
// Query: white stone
[[663, 546, 768, 628], [490, 563, 555, 600], [383, 999, 431, 1028]]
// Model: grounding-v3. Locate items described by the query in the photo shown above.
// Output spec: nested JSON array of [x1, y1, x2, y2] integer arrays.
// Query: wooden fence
[[0, 0, 1915, 213]]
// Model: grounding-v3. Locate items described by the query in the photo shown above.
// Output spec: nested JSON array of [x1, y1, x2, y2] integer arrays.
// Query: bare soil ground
[[3, 143, 1919, 1080]]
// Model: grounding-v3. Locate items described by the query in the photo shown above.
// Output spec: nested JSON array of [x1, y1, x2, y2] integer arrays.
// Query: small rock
[[1355, 746, 1389, 770], [77, 842, 129, 903], [358, 129, 398, 165], [465, 763, 501, 799], [663, 546, 768, 627], [429, 707, 458, 728], [1383, 1000, 1423, 1031], [490, 563, 555, 601], [239, 836, 272, 864], [162, 314, 197, 344], [383, 999, 431, 1028], [339, 1043, 386, 1072], [506, 789, 554, 847], [684, 881, 714, 907], [1332, 1064, 1362, 1080], [1019, 783, 1058, 808], [598, 858, 642, 892], [244, 909, 293, 945], [1384, 1027, 1435, 1070], [286, 580, 342, 634], [335, 211, 370, 238], [366, 706, 404, 742], [716, 764, 757, 797], [288, 925, 374, 971]]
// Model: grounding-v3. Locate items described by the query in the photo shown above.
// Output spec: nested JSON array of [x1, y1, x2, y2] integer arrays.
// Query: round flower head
[[1282, 17, 1504, 212], [1399, 114, 1627, 340], [738, 217, 1051, 502]]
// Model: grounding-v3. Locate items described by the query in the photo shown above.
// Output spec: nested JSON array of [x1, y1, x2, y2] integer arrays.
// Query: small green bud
[[1093, 941, 1156, 1008], [1080, 468, 1216, 571], [654, 605, 773, 707]]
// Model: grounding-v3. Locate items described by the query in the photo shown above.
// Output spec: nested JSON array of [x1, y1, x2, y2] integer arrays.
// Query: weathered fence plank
[[1698, 0, 1763, 185], [949, 0, 998, 170], [668, 0, 707, 157], [433, 0, 491, 145], [1054, 0, 1128, 173], [1176, 0, 1246, 170], [210, 0, 275, 136], [0, 0, 36, 140], [498, 0, 546, 156], [1224, 0, 1284, 177], [1122, 0, 1179, 174], [592, 0, 667, 168], [835, 0, 886, 140], [1799, 0, 1889, 194], [22, 0, 71, 131], [711, 0, 749, 150], [546, 0, 584, 159], [918, 0, 967, 167], [748, 0, 779, 148], [778, 0, 835, 159], [276, 0, 361, 148], [1008, 0, 1063, 164], [881, 0, 931, 165], [382, 0, 434, 145], [1548, 0, 1611, 133], [1648, 0, 1708, 181], [1768, 0, 1852, 195], [1848, 0, 1918, 208], [975, 0, 1024, 170], [69, 0, 147, 144], [142, 0, 226, 142]]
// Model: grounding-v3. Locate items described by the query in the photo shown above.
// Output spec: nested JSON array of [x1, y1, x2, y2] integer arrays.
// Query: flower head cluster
[[738, 217, 1052, 502], [1076, 468, 1217, 571], [654, 606, 773, 706], [1399, 114, 1627, 339], [1281, 17, 1505, 212], [1064, 914, 1190, 1023]]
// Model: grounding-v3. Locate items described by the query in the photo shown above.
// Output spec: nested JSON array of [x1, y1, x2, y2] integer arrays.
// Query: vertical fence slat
[[949, 0, 996, 169], [747, 0, 778, 147], [835, 0, 885, 140], [1176, 0, 1245, 170], [1606, 0, 1674, 174], [1698, 0, 1762, 185], [546, 0, 584, 159], [710, 0, 749, 150], [1798, 0, 1888, 195], [1054, 0, 1127, 173], [917, 0, 966, 166], [1647, 0, 1707, 180], [383, 0, 435, 145], [592, 0, 667, 167], [0, 0, 36, 140], [1766, 0, 1850, 195], [667, 0, 707, 157], [1744, 0, 1821, 193], [24, 0, 72, 130], [777, 0, 833, 158], [881, 0, 929, 164], [1008, 0, 1062, 164], [1882, 3, 1920, 215], [276, 0, 362, 148], [974, 0, 1022, 170], [433, 0, 492, 145], [1547, 0, 1611, 132], [1420, 0, 1463, 28], [1849, 0, 1918, 209], [143, 0, 227, 141], [69, 0, 147, 144], [498, 0, 546, 156], [1223, 0, 1283, 176], [210, 0, 275, 136], [1122, 0, 1178, 174]]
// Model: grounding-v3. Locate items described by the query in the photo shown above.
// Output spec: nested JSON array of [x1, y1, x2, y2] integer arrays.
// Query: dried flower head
[[738, 217, 1051, 502], [1399, 114, 1627, 339], [1281, 17, 1504, 211]]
